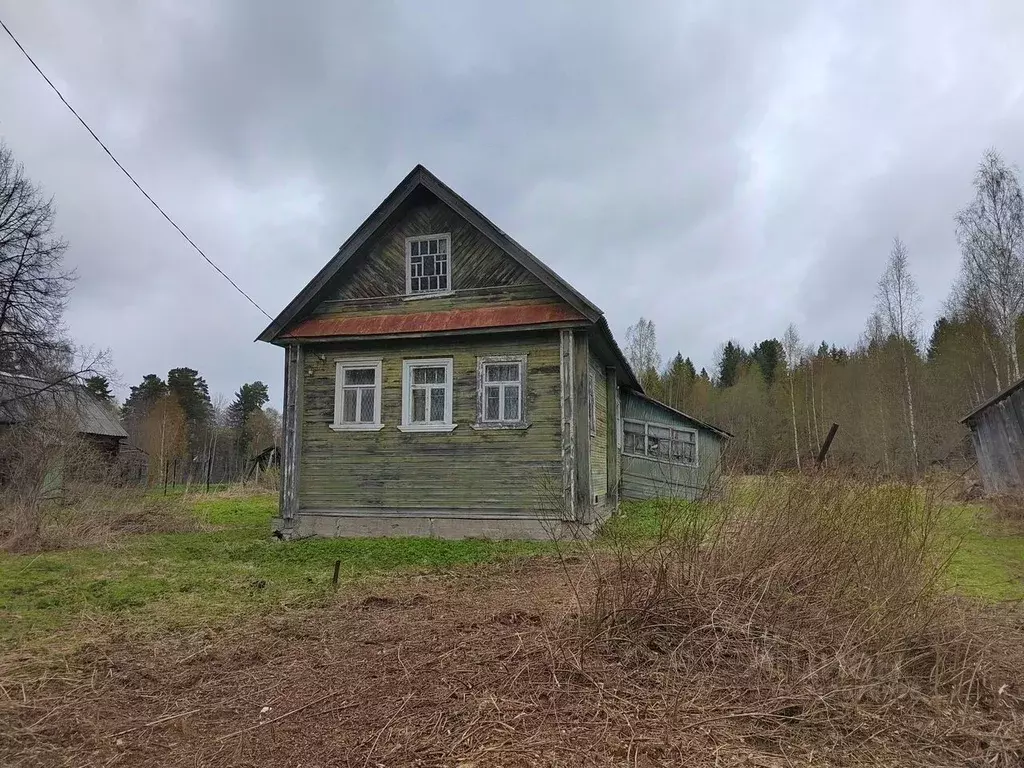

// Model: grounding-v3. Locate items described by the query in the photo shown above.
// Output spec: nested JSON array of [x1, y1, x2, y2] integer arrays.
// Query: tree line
[[625, 149, 1024, 477], [82, 370, 279, 485]]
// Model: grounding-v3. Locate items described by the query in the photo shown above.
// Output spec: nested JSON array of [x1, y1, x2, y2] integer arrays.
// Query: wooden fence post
[[816, 423, 840, 466]]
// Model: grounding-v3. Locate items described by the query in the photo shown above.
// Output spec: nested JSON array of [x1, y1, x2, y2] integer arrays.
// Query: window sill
[[403, 290, 454, 302], [396, 423, 458, 433], [623, 452, 698, 469], [329, 423, 385, 432], [471, 422, 531, 431]]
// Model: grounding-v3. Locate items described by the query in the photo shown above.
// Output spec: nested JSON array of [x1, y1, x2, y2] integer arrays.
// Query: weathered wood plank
[[281, 344, 303, 520], [559, 329, 575, 520], [572, 330, 592, 522], [605, 366, 619, 506], [298, 331, 563, 513], [619, 390, 725, 502], [588, 353, 608, 503], [308, 198, 560, 318]]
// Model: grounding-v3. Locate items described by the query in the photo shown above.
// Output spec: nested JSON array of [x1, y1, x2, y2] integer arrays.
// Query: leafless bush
[[0, 417, 198, 552], [570, 473, 1024, 764]]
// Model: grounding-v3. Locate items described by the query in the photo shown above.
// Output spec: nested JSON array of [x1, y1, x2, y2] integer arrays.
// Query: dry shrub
[[0, 422, 199, 552], [577, 474, 1024, 764], [988, 494, 1024, 527]]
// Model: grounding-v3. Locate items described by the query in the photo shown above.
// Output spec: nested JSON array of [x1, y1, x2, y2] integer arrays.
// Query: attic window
[[406, 234, 451, 296]]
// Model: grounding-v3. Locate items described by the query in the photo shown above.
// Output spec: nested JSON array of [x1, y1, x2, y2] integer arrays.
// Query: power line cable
[[0, 16, 273, 320]]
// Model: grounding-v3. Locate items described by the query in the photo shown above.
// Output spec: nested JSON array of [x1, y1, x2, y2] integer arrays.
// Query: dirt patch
[[1, 557, 1021, 767]]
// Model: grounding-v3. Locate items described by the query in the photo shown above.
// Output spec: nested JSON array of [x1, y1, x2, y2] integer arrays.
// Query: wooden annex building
[[961, 375, 1024, 495], [258, 166, 730, 540]]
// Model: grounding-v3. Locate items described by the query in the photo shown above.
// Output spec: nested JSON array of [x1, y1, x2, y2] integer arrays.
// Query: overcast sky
[[2, 1, 1024, 404]]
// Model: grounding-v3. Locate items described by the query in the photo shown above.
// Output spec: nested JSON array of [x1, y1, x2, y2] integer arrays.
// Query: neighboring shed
[[960, 376, 1024, 495], [0, 372, 127, 459], [620, 391, 731, 501]]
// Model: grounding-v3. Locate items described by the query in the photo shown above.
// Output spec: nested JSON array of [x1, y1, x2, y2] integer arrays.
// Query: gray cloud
[[1, 0, 1023, 400]]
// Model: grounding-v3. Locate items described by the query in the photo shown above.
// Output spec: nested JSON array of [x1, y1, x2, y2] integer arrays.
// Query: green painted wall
[[620, 392, 725, 501], [310, 197, 559, 318], [588, 354, 608, 501], [298, 331, 563, 514]]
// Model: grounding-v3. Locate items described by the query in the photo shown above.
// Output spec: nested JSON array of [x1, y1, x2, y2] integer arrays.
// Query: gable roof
[[0, 372, 127, 438], [258, 164, 642, 391], [258, 164, 601, 343], [959, 375, 1024, 424]]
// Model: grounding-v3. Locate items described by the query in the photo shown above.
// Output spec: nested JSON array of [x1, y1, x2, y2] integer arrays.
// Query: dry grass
[[2, 474, 1023, 766], [578, 474, 1024, 765], [0, 488, 202, 553]]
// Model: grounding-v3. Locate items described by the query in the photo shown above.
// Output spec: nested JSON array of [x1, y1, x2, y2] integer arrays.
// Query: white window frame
[[474, 355, 528, 429], [330, 358, 383, 431], [398, 357, 456, 432], [622, 418, 698, 467], [405, 233, 452, 298], [588, 371, 597, 437]]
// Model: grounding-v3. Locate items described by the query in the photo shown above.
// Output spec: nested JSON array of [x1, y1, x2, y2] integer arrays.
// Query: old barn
[[961, 376, 1024, 495]]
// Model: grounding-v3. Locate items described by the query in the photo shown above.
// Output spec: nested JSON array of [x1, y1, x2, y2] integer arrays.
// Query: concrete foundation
[[271, 510, 603, 542]]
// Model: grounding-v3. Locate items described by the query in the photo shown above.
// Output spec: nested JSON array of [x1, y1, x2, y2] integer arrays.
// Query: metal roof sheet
[[282, 303, 586, 339]]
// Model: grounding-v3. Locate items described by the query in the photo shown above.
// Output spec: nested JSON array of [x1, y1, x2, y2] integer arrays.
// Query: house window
[[399, 358, 455, 431], [622, 419, 697, 466], [331, 359, 383, 431], [406, 234, 451, 296], [476, 355, 527, 426], [588, 371, 597, 436]]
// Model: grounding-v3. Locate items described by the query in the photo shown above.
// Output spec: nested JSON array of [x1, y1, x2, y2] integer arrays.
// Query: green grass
[[945, 505, 1024, 601], [0, 494, 551, 646], [4, 488, 1020, 650], [599, 498, 708, 540]]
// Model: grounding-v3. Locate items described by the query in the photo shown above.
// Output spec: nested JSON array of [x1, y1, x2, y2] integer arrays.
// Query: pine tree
[[717, 341, 747, 388], [84, 375, 113, 402], [228, 381, 270, 458], [122, 374, 168, 421], [167, 367, 212, 457], [750, 339, 784, 385]]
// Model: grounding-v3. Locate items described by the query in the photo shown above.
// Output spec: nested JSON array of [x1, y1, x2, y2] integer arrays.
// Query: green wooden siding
[[620, 392, 725, 501], [312, 198, 559, 317], [298, 331, 563, 514], [589, 354, 608, 500]]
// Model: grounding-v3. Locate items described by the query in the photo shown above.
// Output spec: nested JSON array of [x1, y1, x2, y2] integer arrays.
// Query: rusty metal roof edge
[[279, 320, 590, 344]]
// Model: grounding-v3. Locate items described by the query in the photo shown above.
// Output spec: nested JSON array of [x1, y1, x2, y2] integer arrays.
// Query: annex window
[[476, 355, 527, 427], [622, 419, 697, 466], [588, 371, 597, 436], [406, 234, 451, 296], [331, 359, 383, 431], [399, 358, 455, 431]]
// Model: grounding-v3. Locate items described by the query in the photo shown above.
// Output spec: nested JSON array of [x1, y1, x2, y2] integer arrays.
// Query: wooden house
[[258, 166, 729, 539], [960, 376, 1024, 495]]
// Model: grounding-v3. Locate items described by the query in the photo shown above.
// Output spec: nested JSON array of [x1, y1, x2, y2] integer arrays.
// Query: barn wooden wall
[[969, 388, 1024, 495]]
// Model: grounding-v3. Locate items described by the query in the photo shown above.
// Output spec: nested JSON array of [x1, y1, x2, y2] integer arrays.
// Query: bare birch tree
[[624, 317, 662, 391], [954, 149, 1024, 383], [782, 323, 802, 470], [876, 237, 921, 475]]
